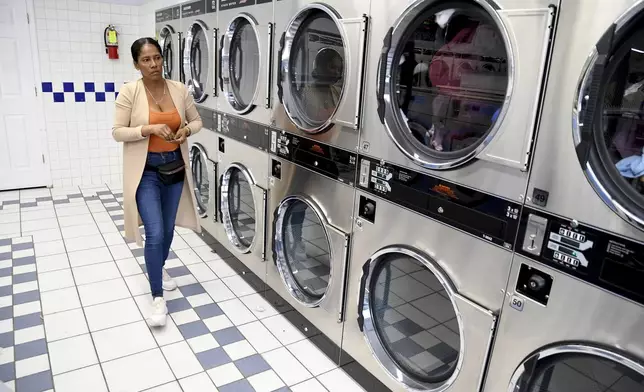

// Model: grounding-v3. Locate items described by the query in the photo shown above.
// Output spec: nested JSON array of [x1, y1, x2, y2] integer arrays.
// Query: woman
[[112, 38, 203, 327]]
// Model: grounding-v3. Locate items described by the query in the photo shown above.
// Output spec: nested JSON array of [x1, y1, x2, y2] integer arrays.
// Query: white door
[[0, 0, 49, 190]]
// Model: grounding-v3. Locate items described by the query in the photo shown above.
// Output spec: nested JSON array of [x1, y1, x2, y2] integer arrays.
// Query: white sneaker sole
[[147, 313, 167, 327], [162, 281, 177, 291]]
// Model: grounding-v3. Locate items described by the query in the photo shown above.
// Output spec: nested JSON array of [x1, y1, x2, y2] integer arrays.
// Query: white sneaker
[[147, 297, 167, 327], [294, 242, 307, 260], [162, 269, 177, 291]]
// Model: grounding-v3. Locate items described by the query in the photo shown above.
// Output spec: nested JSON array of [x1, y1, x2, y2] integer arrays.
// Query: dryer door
[[575, 5, 644, 233], [378, 0, 553, 170], [273, 196, 350, 319], [220, 163, 266, 255], [221, 14, 261, 114], [190, 144, 217, 219], [277, 4, 367, 133], [357, 246, 496, 391], [184, 20, 210, 103], [509, 344, 644, 391], [159, 25, 177, 80]]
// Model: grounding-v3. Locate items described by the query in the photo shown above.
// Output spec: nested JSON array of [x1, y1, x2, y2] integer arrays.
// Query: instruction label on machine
[[181, 0, 206, 17]]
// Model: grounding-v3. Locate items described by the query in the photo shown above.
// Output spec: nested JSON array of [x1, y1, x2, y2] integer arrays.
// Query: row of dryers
[[156, 0, 644, 391]]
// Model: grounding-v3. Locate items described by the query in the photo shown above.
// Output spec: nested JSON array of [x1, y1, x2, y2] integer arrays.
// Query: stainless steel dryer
[[182, 0, 218, 110], [483, 207, 644, 392], [360, 0, 557, 203], [156, 5, 182, 82], [213, 112, 271, 282], [270, 0, 369, 152], [342, 156, 521, 391], [526, 0, 644, 241], [217, 0, 274, 128], [266, 131, 357, 358], [189, 108, 221, 237]]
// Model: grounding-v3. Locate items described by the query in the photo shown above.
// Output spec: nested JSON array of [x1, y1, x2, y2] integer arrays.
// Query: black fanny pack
[[145, 159, 186, 185]]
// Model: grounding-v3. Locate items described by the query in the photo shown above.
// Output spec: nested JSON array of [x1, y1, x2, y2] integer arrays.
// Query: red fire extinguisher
[[104, 25, 119, 60]]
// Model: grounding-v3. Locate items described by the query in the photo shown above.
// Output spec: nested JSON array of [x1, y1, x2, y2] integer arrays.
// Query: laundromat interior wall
[[32, 0, 143, 188]]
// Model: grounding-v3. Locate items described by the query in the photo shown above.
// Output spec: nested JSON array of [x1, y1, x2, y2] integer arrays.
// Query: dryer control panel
[[357, 155, 521, 250], [517, 207, 644, 306]]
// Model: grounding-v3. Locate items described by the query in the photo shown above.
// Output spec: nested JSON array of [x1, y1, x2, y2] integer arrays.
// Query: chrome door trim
[[273, 194, 341, 308], [159, 25, 175, 80], [190, 143, 211, 218], [184, 20, 210, 104], [220, 163, 257, 254], [508, 343, 644, 391], [381, 0, 514, 170], [279, 2, 348, 133], [572, 2, 644, 233], [221, 13, 261, 114], [358, 245, 466, 391]]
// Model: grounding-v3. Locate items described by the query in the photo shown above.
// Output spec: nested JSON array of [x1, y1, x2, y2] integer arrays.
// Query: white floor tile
[[186, 333, 219, 353], [218, 298, 257, 326], [263, 347, 312, 386], [145, 381, 183, 392], [34, 240, 65, 257], [68, 246, 113, 267], [102, 232, 125, 246], [133, 295, 185, 347], [0, 319, 12, 334], [221, 276, 257, 297], [92, 212, 113, 223], [178, 372, 218, 392], [38, 269, 75, 292], [115, 258, 142, 276], [102, 348, 175, 392], [21, 218, 58, 233], [14, 301, 41, 317], [23, 228, 62, 243], [238, 321, 282, 354], [13, 264, 37, 275], [44, 308, 89, 342], [287, 339, 337, 376], [161, 341, 204, 378], [174, 274, 198, 287], [170, 236, 190, 251], [186, 293, 213, 308], [247, 370, 285, 392], [21, 209, 56, 222], [15, 353, 50, 378], [206, 363, 243, 387], [65, 234, 106, 253], [202, 280, 235, 303], [0, 213, 19, 224], [291, 378, 328, 392], [77, 278, 130, 307], [203, 314, 234, 332], [15, 324, 45, 345], [84, 298, 142, 332], [97, 220, 119, 234], [180, 233, 209, 248], [171, 309, 199, 326], [61, 223, 100, 239], [240, 293, 280, 320], [262, 314, 308, 346], [49, 334, 99, 375], [109, 244, 133, 260], [41, 287, 81, 315], [124, 273, 151, 296], [206, 259, 238, 279], [92, 320, 156, 362], [317, 368, 366, 392], [36, 253, 70, 273], [73, 261, 120, 285], [53, 364, 108, 392], [0, 346, 13, 365], [187, 263, 217, 282], [13, 280, 38, 294], [57, 214, 95, 228], [173, 249, 203, 266], [55, 205, 90, 217], [222, 340, 256, 361]]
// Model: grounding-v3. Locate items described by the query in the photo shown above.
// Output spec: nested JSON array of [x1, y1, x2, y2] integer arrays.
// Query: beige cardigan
[[112, 79, 203, 246]]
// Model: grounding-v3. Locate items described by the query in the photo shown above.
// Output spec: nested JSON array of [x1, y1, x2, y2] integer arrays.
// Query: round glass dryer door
[[576, 11, 644, 232], [510, 346, 644, 391], [159, 25, 175, 80], [222, 16, 260, 113], [190, 145, 210, 218], [280, 5, 346, 133], [185, 21, 210, 103], [359, 248, 462, 390], [221, 165, 256, 252], [274, 198, 332, 306], [381, 0, 510, 169]]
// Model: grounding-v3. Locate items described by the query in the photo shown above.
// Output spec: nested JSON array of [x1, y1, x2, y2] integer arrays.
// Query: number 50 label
[[510, 295, 525, 312]]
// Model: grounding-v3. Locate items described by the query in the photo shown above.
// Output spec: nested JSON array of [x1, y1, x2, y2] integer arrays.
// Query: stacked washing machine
[[482, 0, 644, 391]]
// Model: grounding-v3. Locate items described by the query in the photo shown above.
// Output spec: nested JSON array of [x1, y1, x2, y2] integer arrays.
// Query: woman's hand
[[171, 127, 191, 144], [143, 124, 174, 140]]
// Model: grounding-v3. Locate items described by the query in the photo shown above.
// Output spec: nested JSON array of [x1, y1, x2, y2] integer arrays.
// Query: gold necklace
[[144, 82, 167, 106]]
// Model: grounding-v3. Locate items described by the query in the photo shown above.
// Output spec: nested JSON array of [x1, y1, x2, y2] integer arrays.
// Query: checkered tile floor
[[0, 186, 370, 392]]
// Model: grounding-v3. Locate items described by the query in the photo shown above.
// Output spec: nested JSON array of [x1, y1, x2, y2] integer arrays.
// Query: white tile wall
[[33, 0, 142, 188]]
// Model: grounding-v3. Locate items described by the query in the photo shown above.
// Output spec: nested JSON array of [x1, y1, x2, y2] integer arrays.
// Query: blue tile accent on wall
[[74, 92, 85, 102], [53, 93, 64, 103], [40, 82, 123, 103], [63, 82, 74, 93], [84, 82, 95, 92], [41, 82, 53, 93], [105, 82, 115, 92], [95, 92, 106, 102]]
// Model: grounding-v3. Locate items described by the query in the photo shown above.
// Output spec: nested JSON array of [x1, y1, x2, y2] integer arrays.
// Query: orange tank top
[[148, 109, 182, 153]]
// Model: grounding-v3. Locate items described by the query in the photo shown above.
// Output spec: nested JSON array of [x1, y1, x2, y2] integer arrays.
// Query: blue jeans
[[136, 150, 184, 298]]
